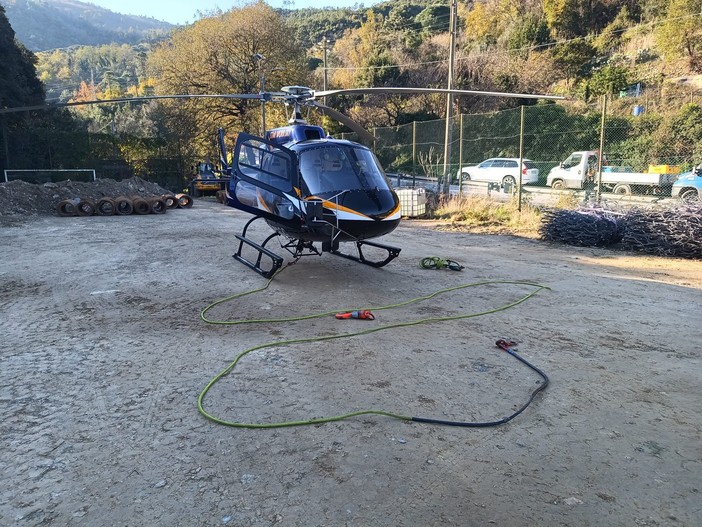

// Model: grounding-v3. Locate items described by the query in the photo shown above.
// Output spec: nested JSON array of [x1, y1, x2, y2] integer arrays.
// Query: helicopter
[[0, 85, 563, 278]]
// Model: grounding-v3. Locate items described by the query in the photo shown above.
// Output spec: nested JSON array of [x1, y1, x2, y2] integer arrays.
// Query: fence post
[[518, 106, 525, 212], [412, 121, 416, 177], [458, 114, 464, 195], [596, 94, 607, 203], [1, 116, 9, 169]]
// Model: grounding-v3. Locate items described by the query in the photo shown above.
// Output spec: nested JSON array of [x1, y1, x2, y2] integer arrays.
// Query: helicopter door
[[231, 133, 299, 222]]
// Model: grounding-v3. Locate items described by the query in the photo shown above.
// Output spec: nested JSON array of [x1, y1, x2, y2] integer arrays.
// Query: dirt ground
[[1, 198, 701, 527]]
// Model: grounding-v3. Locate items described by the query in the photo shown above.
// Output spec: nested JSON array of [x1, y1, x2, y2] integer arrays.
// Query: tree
[[462, 0, 520, 49], [543, 0, 580, 37], [550, 39, 596, 86], [415, 5, 450, 36], [148, 1, 307, 154], [0, 5, 45, 111], [670, 103, 702, 158], [544, 0, 621, 38], [506, 14, 551, 53], [655, 0, 702, 72], [0, 4, 46, 173], [588, 64, 630, 96]]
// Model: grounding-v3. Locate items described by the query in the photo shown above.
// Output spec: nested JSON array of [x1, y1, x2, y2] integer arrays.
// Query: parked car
[[457, 158, 539, 187], [671, 166, 702, 202]]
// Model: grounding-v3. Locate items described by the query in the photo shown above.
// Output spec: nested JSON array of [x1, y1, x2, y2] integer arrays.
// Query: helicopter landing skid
[[330, 239, 401, 268], [233, 232, 284, 279], [233, 217, 285, 279]]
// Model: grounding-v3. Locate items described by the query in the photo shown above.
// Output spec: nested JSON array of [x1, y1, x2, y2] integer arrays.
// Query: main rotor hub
[[281, 86, 314, 100]]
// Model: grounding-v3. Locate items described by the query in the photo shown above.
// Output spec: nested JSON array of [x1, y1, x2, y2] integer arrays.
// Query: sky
[[84, 0, 380, 25]]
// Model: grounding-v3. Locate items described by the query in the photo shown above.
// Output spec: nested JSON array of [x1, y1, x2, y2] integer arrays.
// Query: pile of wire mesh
[[539, 207, 626, 247], [539, 203, 702, 259]]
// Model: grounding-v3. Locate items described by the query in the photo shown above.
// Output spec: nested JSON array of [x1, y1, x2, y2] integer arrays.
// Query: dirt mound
[[0, 177, 174, 223]]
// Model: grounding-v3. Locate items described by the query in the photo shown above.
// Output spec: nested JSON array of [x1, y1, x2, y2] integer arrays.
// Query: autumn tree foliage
[[148, 1, 307, 153], [655, 0, 702, 72]]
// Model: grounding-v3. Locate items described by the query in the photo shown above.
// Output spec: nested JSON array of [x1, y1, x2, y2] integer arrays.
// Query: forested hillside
[[2, 0, 702, 183], [3, 0, 173, 51]]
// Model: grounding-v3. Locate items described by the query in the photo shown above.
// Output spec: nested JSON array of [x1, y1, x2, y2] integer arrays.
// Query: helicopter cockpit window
[[300, 145, 389, 196]]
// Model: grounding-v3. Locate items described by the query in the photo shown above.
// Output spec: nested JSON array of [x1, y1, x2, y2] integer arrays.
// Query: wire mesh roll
[[620, 205, 702, 259], [539, 208, 625, 247], [540, 204, 702, 259]]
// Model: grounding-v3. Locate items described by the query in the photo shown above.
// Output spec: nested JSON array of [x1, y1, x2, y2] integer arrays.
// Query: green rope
[[197, 276, 550, 428]]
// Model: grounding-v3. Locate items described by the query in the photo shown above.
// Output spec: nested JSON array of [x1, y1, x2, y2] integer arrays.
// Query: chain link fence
[[0, 120, 193, 192], [348, 93, 702, 196]]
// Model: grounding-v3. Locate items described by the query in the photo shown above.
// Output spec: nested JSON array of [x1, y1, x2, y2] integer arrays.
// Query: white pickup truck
[[546, 151, 678, 195]]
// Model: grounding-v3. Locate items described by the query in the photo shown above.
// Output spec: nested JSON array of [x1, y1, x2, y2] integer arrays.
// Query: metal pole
[[1, 116, 9, 169], [260, 70, 266, 136], [412, 121, 416, 179], [458, 113, 463, 195], [596, 94, 607, 203], [323, 38, 329, 106], [441, 0, 458, 196], [518, 105, 525, 211], [254, 54, 266, 135]]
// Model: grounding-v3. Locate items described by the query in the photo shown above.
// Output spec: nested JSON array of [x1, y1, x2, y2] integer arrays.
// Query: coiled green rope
[[198, 273, 550, 428]]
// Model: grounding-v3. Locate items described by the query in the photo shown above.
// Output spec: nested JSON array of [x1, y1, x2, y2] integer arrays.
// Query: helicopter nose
[[338, 188, 398, 217]]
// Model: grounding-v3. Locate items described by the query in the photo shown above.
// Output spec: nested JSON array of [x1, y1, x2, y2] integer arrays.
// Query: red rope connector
[[335, 310, 375, 320]]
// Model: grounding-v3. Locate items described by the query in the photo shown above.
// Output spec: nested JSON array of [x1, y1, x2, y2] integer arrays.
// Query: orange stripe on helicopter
[[256, 190, 274, 213], [306, 197, 401, 220], [306, 196, 369, 218]]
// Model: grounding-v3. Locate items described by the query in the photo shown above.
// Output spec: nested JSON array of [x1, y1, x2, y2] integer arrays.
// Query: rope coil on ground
[[419, 256, 465, 271]]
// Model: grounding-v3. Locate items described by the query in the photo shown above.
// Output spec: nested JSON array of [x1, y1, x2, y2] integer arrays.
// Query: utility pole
[[323, 38, 329, 106], [254, 54, 266, 135], [441, 0, 458, 196]]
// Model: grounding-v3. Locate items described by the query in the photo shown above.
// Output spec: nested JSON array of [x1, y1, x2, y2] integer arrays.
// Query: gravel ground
[[1, 198, 701, 526]]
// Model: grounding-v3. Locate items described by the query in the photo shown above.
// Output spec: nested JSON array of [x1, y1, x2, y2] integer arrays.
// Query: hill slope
[[3, 0, 174, 51]]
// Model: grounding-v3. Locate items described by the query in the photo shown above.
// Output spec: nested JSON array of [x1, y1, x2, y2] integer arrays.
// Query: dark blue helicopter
[[217, 87, 405, 278]]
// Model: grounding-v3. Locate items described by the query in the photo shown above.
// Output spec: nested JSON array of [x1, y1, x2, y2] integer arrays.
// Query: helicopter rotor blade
[[0, 93, 265, 115], [309, 100, 375, 144], [313, 87, 565, 101]]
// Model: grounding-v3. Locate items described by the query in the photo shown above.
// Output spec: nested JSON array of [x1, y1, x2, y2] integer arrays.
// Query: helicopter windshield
[[299, 145, 390, 196]]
